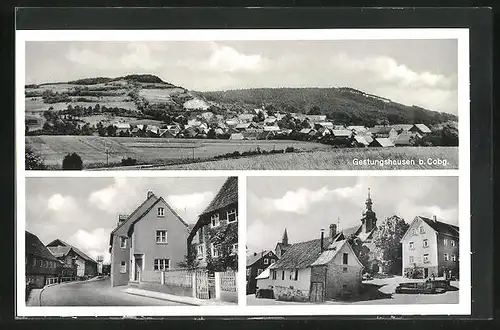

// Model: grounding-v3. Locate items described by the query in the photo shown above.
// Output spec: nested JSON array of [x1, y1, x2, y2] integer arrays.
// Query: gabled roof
[[229, 133, 244, 140], [394, 132, 416, 146], [264, 126, 280, 132], [46, 246, 72, 258], [246, 250, 273, 267], [348, 125, 367, 132], [370, 138, 395, 147], [127, 196, 189, 237], [256, 267, 271, 280], [368, 126, 394, 134], [200, 177, 238, 217], [353, 135, 369, 146], [391, 124, 413, 132], [46, 239, 96, 263], [109, 193, 160, 245], [413, 124, 431, 133], [269, 237, 334, 270], [331, 129, 352, 137], [26, 231, 59, 261], [419, 216, 459, 238]]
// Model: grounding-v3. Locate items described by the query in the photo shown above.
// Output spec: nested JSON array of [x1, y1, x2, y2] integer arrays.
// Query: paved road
[[40, 277, 187, 306]]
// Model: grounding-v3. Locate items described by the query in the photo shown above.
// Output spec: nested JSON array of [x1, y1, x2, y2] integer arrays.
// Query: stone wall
[[325, 264, 362, 300], [273, 285, 310, 302]]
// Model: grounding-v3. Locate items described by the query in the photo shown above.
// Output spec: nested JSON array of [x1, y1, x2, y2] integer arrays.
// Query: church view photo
[[246, 176, 460, 305]]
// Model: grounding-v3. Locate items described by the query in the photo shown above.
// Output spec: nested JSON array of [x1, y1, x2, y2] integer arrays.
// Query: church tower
[[282, 228, 289, 245], [361, 188, 377, 233]]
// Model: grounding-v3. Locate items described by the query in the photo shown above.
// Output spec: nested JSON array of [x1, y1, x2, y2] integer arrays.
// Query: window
[[343, 253, 348, 265], [257, 268, 263, 275], [282, 270, 285, 280], [154, 259, 170, 271], [157, 207, 165, 217], [443, 239, 448, 246], [451, 254, 456, 262], [272, 270, 277, 280], [444, 253, 449, 261], [451, 240, 456, 247], [423, 239, 428, 247], [419, 226, 425, 234], [211, 243, 220, 258], [409, 256, 414, 264], [39, 260, 43, 267], [343, 267, 348, 273], [293, 270, 299, 281], [423, 254, 429, 263], [120, 261, 127, 274], [197, 245, 204, 258], [409, 242, 414, 250], [32, 257, 36, 266], [120, 237, 127, 249], [270, 259, 275, 265], [227, 208, 238, 223], [210, 213, 220, 228], [156, 230, 167, 244], [198, 227, 204, 243], [264, 258, 269, 265]]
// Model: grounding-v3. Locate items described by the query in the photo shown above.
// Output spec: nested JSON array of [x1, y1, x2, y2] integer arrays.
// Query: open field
[[157, 146, 458, 170], [138, 88, 185, 103], [26, 136, 331, 169]]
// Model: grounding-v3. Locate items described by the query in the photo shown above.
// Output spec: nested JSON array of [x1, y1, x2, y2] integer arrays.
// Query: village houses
[[401, 216, 459, 279], [108, 191, 190, 287], [46, 239, 98, 278], [246, 250, 279, 294], [187, 177, 238, 271], [25, 231, 64, 288]]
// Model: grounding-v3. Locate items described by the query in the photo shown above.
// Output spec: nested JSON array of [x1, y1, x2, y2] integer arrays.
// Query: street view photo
[[24, 176, 238, 306], [246, 176, 460, 305], [24, 39, 459, 170]]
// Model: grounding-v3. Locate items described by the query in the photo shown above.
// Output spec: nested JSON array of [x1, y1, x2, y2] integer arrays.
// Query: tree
[[25, 147, 45, 170], [177, 244, 201, 269], [372, 215, 410, 275], [106, 124, 117, 137], [96, 121, 106, 137], [347, 235, 371, 270], [62, 152, 83, 170], [308, 105, 322, 115], [206, 222, 238, 272]]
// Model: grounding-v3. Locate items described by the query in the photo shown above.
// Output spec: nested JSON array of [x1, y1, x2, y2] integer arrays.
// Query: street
[[39, 277, 187, 306]]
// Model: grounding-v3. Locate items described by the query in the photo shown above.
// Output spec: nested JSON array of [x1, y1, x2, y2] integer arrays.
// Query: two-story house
[[187, 177, 238, 271], [109, 191, 190, 287], [25, 231, 62, 288], [46, 239, 98, 278], [401, 215, 459, 279], [246, 250, 279, 294]]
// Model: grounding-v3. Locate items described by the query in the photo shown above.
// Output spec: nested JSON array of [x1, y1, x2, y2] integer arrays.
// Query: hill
[[199, 87, 458, 126]]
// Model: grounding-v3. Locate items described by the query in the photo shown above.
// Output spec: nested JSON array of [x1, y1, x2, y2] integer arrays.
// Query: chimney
[[433, 215, 437, 222], [118, 214, 128, 226], [147, 191, 154, 198], [329, 224, 337, 237], [320, 228, 325, 252]]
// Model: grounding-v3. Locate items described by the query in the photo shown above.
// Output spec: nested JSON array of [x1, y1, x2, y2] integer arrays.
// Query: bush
[[121, 157, 137, 166], [405, 266, 424, 279], [285, 146, 296, 153], [62, 153, 83, 170], [25, 147, 45, 170]]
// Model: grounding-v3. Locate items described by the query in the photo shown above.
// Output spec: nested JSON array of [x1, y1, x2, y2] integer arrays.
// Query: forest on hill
[[200, 87, 458, 127]]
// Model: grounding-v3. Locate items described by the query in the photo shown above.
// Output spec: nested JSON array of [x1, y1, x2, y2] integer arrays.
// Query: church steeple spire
[[365, 188, 373, 211], [282, 228, 289, 245]]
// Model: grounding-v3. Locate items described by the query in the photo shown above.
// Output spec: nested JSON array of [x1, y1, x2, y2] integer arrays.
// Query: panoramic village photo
[[24, 176, 238, 306], [246, 176, 460, 305], [24, 39, 459, 170]]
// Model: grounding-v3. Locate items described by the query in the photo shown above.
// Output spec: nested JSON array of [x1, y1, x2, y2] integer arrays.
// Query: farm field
[[138, 88, 185, 103], [157, 147, 459, 170], [25, 95, 139, 113], [26, 136, 331, 169]]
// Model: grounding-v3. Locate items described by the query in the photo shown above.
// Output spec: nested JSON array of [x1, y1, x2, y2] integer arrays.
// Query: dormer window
[[157, 207, 165, 217], [227, 208, 238, 223], [210, 213, 220, 228]]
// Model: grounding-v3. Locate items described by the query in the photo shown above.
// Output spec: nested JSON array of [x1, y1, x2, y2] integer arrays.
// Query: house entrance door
[[424, 268, 429, 278], [134, 257, 142, 282], [309, 282, 324, 303]]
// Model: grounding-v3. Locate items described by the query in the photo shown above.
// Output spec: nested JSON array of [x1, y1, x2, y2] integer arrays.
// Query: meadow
[[155, 147, 459, 170], [26, 136, 331, 169]]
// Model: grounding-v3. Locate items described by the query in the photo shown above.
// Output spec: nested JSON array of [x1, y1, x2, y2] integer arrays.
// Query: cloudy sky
[[25, 40, 458, 114], [25, 177, 227, 263], [247, 176, 458, 253]]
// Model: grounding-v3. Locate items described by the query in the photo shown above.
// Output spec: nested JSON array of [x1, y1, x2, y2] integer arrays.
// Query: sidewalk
[[123, 287, 237, 306]]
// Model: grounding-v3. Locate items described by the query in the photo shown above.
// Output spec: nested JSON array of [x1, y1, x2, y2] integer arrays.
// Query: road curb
[[39, 276, 104, 306], [124, 291, 201, 306]]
